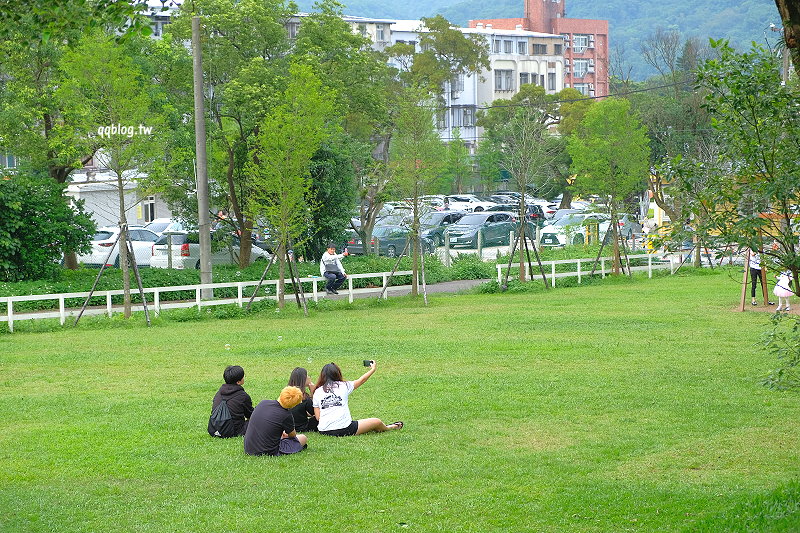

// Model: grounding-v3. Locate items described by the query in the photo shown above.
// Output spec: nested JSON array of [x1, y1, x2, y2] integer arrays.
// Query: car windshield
[[154, 233, 190, 245], [420, 213, 446, 225], [552, 215, 587, 227], [92, 231, 115, 240], [145, 221, 170, 233], [457, 214, 489, 225], [373, 226, 405, 237]]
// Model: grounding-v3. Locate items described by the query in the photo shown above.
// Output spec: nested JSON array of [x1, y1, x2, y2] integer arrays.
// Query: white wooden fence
[[0, 270, 413, 333], [496, 253, 683, 285]]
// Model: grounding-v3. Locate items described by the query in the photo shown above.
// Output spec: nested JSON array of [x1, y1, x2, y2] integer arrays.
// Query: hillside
[[295, 0, 779, 80]]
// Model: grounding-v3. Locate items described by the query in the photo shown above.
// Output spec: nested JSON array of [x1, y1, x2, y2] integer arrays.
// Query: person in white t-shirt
[[312, 361, 403, 437]]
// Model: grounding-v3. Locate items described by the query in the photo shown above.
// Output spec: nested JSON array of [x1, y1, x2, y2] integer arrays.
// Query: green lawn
[[1, 269, 799, 532]]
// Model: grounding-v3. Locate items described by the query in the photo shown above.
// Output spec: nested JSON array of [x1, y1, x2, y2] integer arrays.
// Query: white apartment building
[[389, 20, 565, 150]]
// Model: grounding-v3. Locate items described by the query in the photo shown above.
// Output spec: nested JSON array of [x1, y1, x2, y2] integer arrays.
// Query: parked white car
[[77, 226, 160, 267], [539, 213, 611, 247], [444, 194, 496, 212], [144, 218, 185, 236], [150, 231, 271, 269]]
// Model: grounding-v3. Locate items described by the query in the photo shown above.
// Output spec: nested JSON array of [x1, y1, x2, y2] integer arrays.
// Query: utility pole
[[192, 15, 213, 297]]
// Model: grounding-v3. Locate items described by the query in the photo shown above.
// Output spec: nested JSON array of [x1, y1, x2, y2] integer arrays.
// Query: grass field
[[1, 269, 799, 532]]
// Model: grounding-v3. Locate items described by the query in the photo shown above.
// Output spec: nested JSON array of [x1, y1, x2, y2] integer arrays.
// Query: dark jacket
[[208, 383, 254, 437]]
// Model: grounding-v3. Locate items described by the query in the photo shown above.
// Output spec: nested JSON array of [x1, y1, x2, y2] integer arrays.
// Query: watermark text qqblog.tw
[[96, 124, 154, 138]]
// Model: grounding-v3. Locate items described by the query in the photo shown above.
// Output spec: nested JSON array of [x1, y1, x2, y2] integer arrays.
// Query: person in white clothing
[[774, 271, 794, 311], [319, 243, 349, 295], [312, 361, 403, 437]]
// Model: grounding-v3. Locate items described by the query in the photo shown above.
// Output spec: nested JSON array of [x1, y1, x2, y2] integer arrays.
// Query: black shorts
[[319, 420, 358, 437]]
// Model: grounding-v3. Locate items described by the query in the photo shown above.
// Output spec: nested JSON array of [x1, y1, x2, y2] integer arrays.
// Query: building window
[[376, 24, 386, 42], [554, 44, 562, 55], [494, 70, 514, 91], [520, 72, 530, 85], [287, 22, 299, 39], [517, 41, 527, 55], [451, 73, 465, 93], [357, 24, 367, 36], [493, 39, 501, 53], [503, 40, 512, 53], [574, 83, 591, 96], [573, 59, 589, 78], [547, 72, 556, 91], [143, 196, 156, 223], [539, 74, 546, 86], [451, 107, 476, 128], [573, 34, 590, 53], [1, 151, 18, 169], [532, 43, 547, 55], [437, 110, 448, 130]]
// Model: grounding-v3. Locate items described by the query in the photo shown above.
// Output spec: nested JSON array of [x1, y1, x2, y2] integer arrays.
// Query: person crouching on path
[[320, 243, 349, 295], [208, 365, 253, 438], [312, 361, 403, 437], [244, 386, 308, 456], [774, 270, 794, 311]]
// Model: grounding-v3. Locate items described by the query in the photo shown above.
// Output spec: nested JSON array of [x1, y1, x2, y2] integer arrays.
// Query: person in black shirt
[[208, 365, 254, 438], [287, 367, 318, 432], [244, 386, 308, 456]]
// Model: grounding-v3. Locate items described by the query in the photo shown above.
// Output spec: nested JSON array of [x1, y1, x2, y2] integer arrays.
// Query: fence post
[[551, 262, 556, 288], [382, 274, 388, 299], [497, 263, 502, 284], [348, 276, 354, 304], [648, 256, 652, 278], [154, 289, 161, 316], [312, 279, 318, 303], [577, 259, 581, 284], [59, 296, 65, 326], [237, 283, 243, 307], [670, 257, 675, 275], [444, 231, 451, 268], [106, 292, 112, 317], [477, 228, 483, 257], [196, 287, 202, 310], [601, 258, 606, 278], [8, 299, 13, 333]]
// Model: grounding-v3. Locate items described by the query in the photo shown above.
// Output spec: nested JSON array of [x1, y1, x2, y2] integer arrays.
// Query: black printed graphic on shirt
[[320, 394, 343, 409]]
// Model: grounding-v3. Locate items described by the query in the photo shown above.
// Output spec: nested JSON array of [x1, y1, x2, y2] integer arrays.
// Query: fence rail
[[0, 270, 413, 332], [495, 253, 682, 285]]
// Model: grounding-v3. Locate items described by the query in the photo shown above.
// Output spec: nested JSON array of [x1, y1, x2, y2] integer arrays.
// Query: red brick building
[[469, 0, 609, 97]]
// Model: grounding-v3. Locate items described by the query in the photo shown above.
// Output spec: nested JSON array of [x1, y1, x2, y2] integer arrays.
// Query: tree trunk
[[116, 173, 132, 318], [238, 217, 253, 268], [611, 204, 621, 275], [775, 0, 800, 74], [559, 189, 573, 209], [411, 184, 419, 296], [277, 243, 286, 308], [518, 195, 527, 282]]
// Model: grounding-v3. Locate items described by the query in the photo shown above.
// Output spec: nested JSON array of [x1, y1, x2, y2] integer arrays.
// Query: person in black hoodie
[[208, 365, 254, 437]]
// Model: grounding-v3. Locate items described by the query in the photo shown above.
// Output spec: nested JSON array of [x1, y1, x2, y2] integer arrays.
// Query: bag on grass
[[208, 398, 234, 438]]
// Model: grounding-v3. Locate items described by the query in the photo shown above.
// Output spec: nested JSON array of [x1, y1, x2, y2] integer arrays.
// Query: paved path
[[322, 278, 491, 300]]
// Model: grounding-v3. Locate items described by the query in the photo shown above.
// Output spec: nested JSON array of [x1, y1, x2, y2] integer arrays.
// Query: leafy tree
[[443, 128, 473, 194], [0, 172, 94, 281], [480, 100, 562, 281], [680, 40, 800, 288], [0, 0, 152, 44], [303, 134, 362, 260], [387, 15, 489, 96], [165, 0, 295, 267], [391, 88, 447, 295], [568, 98, 650, 273], [247, 62, 337, 307]]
